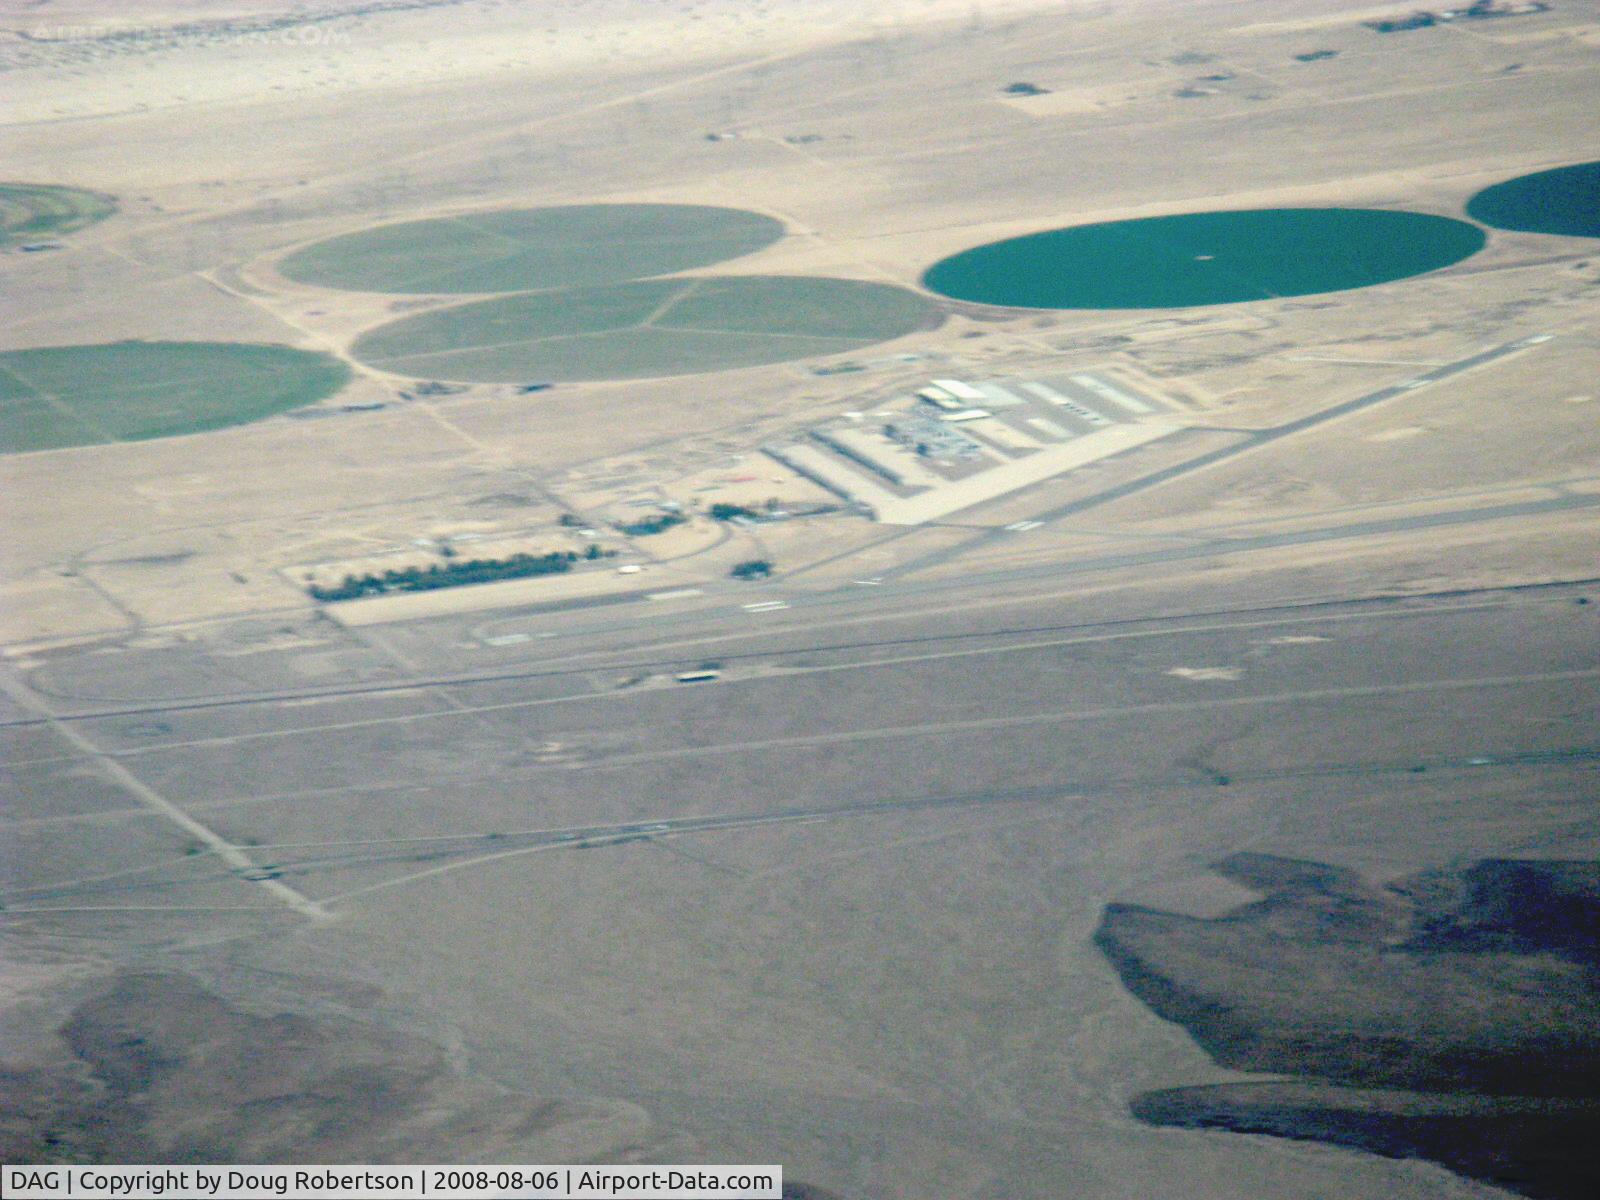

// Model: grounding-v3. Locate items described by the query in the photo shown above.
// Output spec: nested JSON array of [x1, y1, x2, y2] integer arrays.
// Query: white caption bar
[[3, 1165, 783, 1199]]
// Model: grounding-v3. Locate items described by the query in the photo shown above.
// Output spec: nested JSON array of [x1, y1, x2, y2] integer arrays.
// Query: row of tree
[[308, 546, 614, 602], [616, 511, 687, 536]]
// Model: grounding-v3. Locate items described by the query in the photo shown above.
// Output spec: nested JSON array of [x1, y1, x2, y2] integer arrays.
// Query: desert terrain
[[2, 1, 1598, 1197]]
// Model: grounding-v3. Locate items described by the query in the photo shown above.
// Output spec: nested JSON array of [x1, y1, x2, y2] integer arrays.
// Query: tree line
[[309, 545, 614, 602]]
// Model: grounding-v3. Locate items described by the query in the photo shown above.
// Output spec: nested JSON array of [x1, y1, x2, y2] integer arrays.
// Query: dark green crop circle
[[922, 207, 1487, 310], [1466, 162, 1600, 239]]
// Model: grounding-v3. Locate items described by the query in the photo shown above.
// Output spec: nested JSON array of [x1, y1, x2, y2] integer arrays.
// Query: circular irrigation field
[[279, 203, 787, 294], [0, 341, 350, 453], [0, 182, 115, 246], [922, 208, 1487, 309], [1466, 161, 1600, 239], [353, 276, 938, 381]]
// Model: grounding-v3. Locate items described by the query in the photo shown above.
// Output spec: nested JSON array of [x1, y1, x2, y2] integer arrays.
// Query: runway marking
[[0, 905, 301, 915], [1, 601, 1544, 769], [0, 674, 328, 921], [312, 796, 1060, 906], [566, 668, 1600, 771], [303, 729, 1600, 907], [20, 745, 1597, 909], [1287, 357, 1448, 367], [2, 852, 216, 905], [1166, 666, 1244, 681]]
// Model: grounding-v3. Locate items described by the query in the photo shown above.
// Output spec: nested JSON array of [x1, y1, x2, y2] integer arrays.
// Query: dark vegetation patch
[[922, 208, 1486, 310], [309, 547, 614, 602], [0, 183, 115, 246], [2, 973, 633, 1164], [1132, 1083, 1599, 1198], [1367, 10, 1442, 31], [1467, 161, 1600, 240], [1095, 854, 1600, 1198], [1365, 3, 1550, 34], [616, 511, 687, 537]]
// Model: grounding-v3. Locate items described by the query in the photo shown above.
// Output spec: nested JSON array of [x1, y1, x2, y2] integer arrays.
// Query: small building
[[930, 378, 988, 403]]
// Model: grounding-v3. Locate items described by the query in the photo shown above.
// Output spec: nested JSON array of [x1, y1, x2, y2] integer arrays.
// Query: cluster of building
[[766, 369, 1192, 525]]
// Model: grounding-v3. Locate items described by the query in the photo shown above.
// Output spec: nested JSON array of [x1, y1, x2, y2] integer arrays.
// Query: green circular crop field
[[0, 183, 116, 246], [1466, 161, 1600, 239], [922, 207, 1486, 309], [279, 203, 787, 294], [0, 341, 351, 454], [352, 275, 938, 381]]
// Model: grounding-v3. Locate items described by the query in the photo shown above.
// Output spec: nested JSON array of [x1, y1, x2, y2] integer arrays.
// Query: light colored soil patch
[[0, 576, 131, 646]]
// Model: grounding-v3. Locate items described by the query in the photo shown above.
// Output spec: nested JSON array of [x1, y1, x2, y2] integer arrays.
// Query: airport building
[[767, 368, 1194, 525]]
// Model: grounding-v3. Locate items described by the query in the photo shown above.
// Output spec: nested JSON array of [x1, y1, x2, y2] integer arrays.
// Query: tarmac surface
[[5, 556, 1595, 1198]]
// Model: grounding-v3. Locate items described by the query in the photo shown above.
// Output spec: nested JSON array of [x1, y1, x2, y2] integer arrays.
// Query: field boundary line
[[546, 667, 1600, 772], [17, 654, 1592, 775], [366, 325, 863, 371], [441, 214, 531, 250], [387, 236, 531, 293], [0, 672, 329, 921], [640, 277, 703, 327], [644, 322, 870, 344]]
